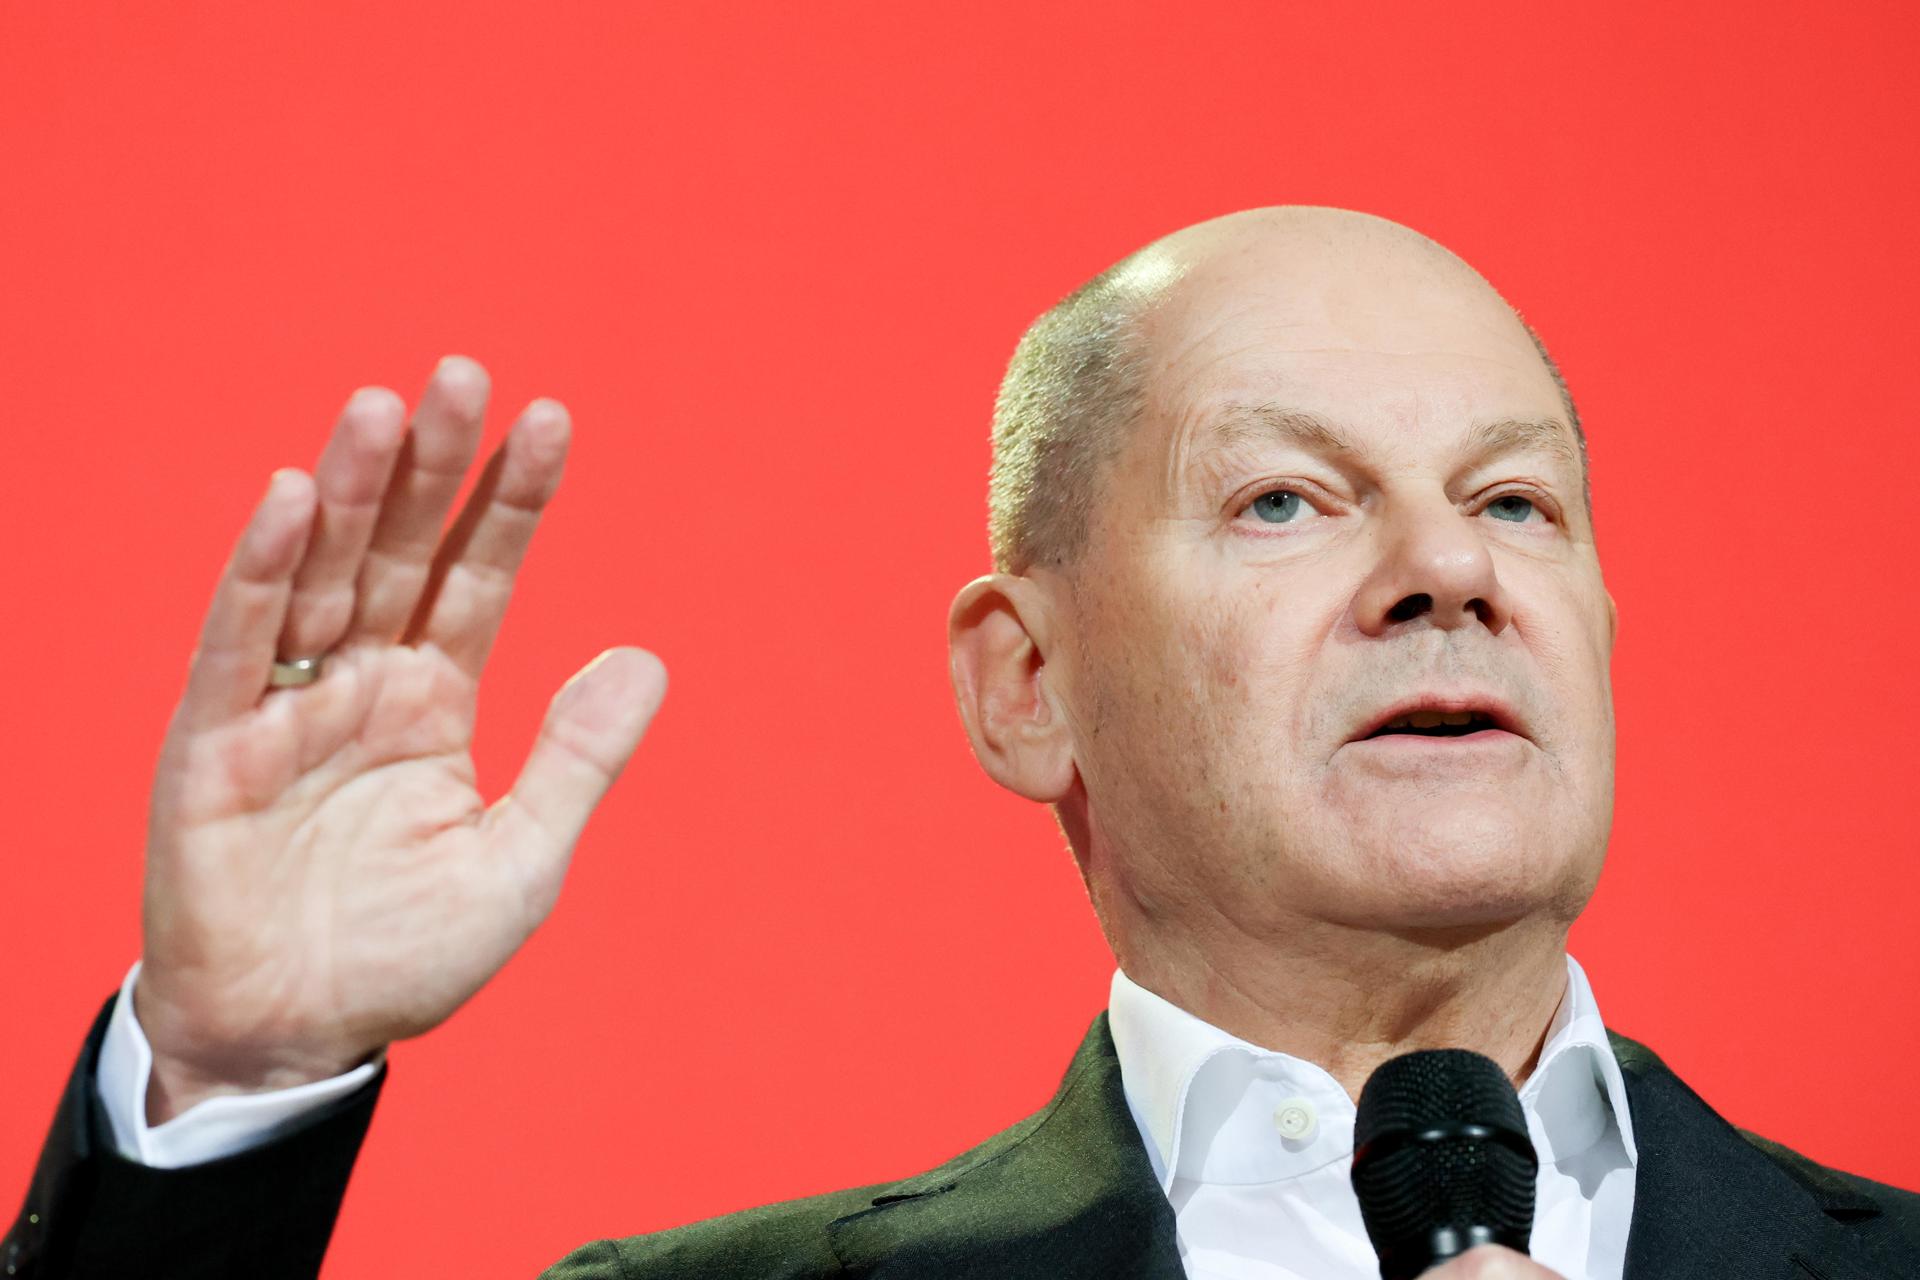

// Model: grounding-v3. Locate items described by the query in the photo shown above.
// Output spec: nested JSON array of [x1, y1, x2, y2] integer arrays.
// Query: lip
[[1348, 729, 1524, 748], [1348, 693, 1528, 744], [1341, 727, 1530, 774]]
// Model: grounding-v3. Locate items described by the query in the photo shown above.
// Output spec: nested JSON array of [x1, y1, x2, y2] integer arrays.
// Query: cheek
[[1508, 583, 1615, 724], [1189, 601, 1262, 700], [1076, 561, 1316, 776], [1165, 589, 1307, 753], [1085, 585, 1232, 738]]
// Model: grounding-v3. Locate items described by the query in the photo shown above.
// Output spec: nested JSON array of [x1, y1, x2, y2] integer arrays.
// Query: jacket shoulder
[[539, 1101, 1064, 1280], [540, 1182, 885, 1279], [1735, 1129, 1920, 1230], [539, 1021, 1113, 1279], [1607, 1027, 1920, 1264]]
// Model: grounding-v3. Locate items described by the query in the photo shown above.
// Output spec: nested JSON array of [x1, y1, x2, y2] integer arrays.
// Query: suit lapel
[[1610, 1031, 1884, 1280], [826, 1014, 1183, 1278]]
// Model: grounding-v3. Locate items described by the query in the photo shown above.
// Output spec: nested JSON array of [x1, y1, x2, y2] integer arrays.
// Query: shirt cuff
[[95, 960, 383, 1169]]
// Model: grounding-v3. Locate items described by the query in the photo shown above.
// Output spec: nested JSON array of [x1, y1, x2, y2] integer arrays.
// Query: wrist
[[132, 975, 382, 1125], [143, 1045, 382, 1125]]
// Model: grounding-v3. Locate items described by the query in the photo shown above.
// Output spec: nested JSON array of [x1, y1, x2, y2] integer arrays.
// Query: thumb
[[487, 647, 669, 917]]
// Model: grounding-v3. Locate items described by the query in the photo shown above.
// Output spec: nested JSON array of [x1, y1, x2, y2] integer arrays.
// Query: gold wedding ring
[[268, 655, 327, 688]]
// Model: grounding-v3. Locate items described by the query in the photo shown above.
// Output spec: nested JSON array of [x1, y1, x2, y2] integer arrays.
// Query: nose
[[1352, 488, 1514, 637]]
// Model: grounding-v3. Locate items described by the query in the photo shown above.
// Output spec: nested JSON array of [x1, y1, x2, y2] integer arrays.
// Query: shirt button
[[1273, 1097, 1318, 1142]]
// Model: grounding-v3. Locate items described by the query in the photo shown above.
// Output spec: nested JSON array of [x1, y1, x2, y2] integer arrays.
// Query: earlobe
[[947, 574, 1078, 803]]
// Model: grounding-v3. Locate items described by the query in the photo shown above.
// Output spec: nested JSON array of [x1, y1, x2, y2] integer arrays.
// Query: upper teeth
[[1383, 710, 1483, 730]]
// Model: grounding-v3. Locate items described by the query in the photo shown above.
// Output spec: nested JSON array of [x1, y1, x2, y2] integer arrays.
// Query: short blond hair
[[986, 249, 1171, 575]]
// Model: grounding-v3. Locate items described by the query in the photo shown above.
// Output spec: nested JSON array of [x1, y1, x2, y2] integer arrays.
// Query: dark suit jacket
[[7, 993, 1918, 1278]]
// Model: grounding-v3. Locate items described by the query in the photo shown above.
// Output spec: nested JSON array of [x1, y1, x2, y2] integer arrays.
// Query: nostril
[[1386, 594, 1430, 624]]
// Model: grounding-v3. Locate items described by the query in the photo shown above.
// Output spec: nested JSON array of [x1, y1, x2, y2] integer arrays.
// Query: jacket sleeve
[[3, 993, 384, 1279]]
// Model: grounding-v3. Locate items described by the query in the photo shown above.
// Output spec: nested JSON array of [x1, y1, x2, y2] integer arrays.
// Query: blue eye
[[1249, 490, 1304, 523], [1486, 495, 1537, 523]]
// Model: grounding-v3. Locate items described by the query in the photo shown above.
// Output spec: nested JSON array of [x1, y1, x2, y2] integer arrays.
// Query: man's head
[[950, 207, 1618, 975]]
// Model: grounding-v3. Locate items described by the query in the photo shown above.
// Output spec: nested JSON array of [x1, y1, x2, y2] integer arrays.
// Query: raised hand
[[134, 356, 667, 1123], [1424, 1246, 1566, 1278]]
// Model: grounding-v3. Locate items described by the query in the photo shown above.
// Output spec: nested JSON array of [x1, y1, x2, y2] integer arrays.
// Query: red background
[[3, 2, 1916, 1275]]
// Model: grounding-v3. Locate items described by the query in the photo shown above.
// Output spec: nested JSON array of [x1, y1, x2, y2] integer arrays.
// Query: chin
[[1333, 816, 1588, 933], [1373, 888, 1555, 935]]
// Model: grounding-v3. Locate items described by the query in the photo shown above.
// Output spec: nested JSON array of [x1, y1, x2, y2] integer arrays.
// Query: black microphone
[[1350, 1049, 1539, 1278]]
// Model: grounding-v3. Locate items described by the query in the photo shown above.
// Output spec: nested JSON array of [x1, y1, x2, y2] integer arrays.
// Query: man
[[7, 207, 1916, 1278]]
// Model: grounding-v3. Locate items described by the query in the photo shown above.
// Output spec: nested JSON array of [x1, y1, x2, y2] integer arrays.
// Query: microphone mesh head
[[1351, 1049, 1538, 1278]]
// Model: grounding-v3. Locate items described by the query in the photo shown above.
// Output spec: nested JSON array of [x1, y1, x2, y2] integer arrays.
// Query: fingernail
[[526, 397, 571, 429], [347, 386, 403, 414], [264, 468, 310, 506], [436, 354, 488, 385]]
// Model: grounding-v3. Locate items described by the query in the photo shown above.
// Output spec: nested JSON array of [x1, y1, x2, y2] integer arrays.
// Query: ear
[[1606, 588, 1619, 649], [947, 574, 1078, 804]]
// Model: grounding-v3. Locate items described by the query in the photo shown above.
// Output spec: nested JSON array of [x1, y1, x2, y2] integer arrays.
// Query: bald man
[[8, 209, 1916, 1280]]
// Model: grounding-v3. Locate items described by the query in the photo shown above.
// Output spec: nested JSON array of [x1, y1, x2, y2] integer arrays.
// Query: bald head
[[987, 207, 1589, 574]]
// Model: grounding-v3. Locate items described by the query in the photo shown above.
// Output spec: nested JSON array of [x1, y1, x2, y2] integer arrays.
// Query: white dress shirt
[[95, 962, 379, 1168], [98, 954, 1636, 1277], [1108, 954, 1638, 1279]]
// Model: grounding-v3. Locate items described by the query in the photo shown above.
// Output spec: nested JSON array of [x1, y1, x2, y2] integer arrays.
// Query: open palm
[[135, 357, 666, 1121]]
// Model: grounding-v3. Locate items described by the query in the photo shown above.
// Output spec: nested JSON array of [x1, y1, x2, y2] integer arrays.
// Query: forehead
[[1136, 238, 1567, 458]]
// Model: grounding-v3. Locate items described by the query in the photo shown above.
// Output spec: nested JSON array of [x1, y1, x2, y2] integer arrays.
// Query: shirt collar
[[1107, 952, 1638, 1191]]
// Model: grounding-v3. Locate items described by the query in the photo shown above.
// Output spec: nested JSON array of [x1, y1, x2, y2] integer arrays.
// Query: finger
[[484, 648, 668, 923], [342, 355, 491, 645], [177, 469, 319, 730], [399, 397, 570, 678], [276, 387, 408, 659]]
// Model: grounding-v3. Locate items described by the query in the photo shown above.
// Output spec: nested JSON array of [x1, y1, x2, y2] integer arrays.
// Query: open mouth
[[1362, 711, 1505, 740]]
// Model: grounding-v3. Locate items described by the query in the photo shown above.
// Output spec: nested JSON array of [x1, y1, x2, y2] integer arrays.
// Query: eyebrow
[[1197, 403, 1581, 472]]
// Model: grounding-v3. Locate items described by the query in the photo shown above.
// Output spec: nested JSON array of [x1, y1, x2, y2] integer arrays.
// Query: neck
[[1115, 915, 1570, 1104]]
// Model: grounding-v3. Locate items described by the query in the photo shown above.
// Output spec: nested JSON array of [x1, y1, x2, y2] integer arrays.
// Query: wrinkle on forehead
[[1159, 400, 1213, 509], [1194, 403, 1581, 471]]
